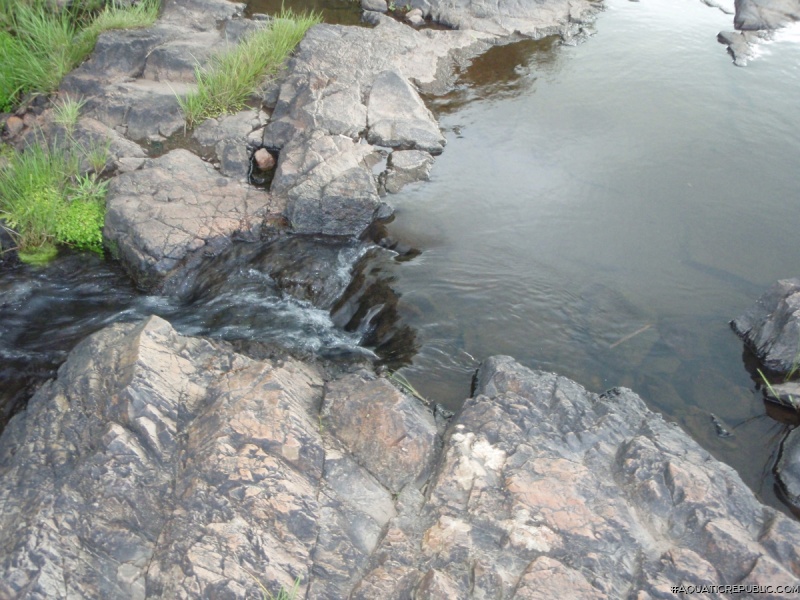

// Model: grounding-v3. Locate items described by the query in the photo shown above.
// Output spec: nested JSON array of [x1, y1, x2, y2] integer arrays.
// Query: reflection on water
[[430, 37, 564, 115], [241, 0, 364, 25], [385, 0, 800, 514]]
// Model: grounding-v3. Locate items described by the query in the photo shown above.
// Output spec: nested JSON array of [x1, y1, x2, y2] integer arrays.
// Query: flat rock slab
[[731, 278, 800, 373], [424, 0, 601, 37], [104, 149, 277, 289], [367, 70, 445, 154]]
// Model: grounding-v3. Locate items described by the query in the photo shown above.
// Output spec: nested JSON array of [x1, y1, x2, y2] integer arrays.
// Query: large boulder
[[353, 356, 800, 597], [731, 278, 800, 374], [0, 317, 437, 599], [2, 326, 798, 599], [734, 0, 800, 30]]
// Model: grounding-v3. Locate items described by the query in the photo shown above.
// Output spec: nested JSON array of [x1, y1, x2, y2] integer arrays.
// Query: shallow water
[[384, 0, 800, 512]]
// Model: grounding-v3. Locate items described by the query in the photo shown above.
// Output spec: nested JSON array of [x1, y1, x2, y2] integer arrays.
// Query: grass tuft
[[178, 9, 321, 127], [0, 0, 160, 111], [52, 95, 87, 131], [0, 138, 109, 261]]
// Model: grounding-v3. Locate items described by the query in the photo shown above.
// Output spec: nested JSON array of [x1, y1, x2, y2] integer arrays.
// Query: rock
[[734, 0, 800, 30], [777, 428, 800, 510], [254, 147, 276, 170], [407, 13, 426, 26], [362, 0, 388, 11], [425, 0, 601, 38], [264, 18, 494, 234], [2, 325, 799, 598], [367, 70, 445, 153], [192, 110, 269, 178], [104, 149, 277, 289], [764, 381, 800, 410], [272, 131, 383, 236], [384, 149, 434, 193], [0, 316, 437, 599], [323, 372, 438, 493], [717, 29, 769, 65], [4, 115, 23, 136], [731, 278, 800, 374]]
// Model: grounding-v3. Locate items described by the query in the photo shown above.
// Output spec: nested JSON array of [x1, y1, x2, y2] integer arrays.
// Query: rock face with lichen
[[1, 321, 798, 599]]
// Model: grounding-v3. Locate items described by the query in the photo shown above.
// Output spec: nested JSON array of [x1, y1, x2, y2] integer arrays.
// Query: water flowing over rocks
[[717, 0, 800, 64], [1, 321, 798, 598]]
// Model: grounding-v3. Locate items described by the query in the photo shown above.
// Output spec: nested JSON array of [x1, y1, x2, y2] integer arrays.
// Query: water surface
[[386, 0, 800, 512]]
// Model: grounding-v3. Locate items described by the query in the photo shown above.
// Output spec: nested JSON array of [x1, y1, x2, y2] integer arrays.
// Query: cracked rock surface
[[1, 322, 798, 599], [104, 149, 280, 289]]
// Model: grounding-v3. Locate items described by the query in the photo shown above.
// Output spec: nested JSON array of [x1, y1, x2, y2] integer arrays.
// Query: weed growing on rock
[[0, 0, 160, 110], [178, 9, 321, 126], [258, 577, 301, 600], [52, 96, 87, 131]]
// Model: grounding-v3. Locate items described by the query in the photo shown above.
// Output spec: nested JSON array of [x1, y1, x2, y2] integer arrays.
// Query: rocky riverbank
[[2, 317, 800, 598], [3, 0, 800, 597]]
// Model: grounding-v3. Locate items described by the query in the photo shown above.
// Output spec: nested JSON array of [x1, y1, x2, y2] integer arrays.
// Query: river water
[[384, 0, 800, 512], [2, 0, 800, 514]]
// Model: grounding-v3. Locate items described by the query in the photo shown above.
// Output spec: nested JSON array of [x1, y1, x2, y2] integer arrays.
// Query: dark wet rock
[[362, 0, 388, 12], [731, 278, 800, 374], [104, 149, 278, 289], [778, 427, 800, 510], [384, 149, 434, 193], [2, 322, 799, 597], [735, 0, 800, 30], [367, 70, 445, 154], [425, 0, 601, 38]]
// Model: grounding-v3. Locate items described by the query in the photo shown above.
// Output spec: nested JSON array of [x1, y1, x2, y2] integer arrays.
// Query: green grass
[[0, 139, 108, 261], [259, 577, 301, 600], [0, 0, 159, 111], [178, 9, 321, 127], [52, 95, 87, 131]]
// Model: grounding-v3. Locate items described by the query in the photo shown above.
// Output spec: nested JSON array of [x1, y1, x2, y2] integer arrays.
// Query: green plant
[[83, 136, 111, 174], [258, 577, 301, 600], [52, 95, 86, 131], [388, 371, 429, 405], [178, 9, 321, 126], [0, 0, 160, 111], [0, 139, 108, 261]]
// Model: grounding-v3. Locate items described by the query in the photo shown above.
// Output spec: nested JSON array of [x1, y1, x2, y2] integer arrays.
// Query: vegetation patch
[[178, 9, 321, 127], [0, 0, 159, 111], [0, 124, 109, 262]]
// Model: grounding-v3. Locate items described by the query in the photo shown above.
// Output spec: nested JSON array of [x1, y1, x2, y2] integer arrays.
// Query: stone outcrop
[[2, 321, 798, 598], [264, 16, 495, 236], [731, 278, 800, 374], [104, 150, 280, 289]]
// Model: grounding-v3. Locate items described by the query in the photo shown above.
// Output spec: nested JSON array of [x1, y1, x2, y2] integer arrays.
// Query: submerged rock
[[731, 278, 800, 374], [1, 323, 797, 598]]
